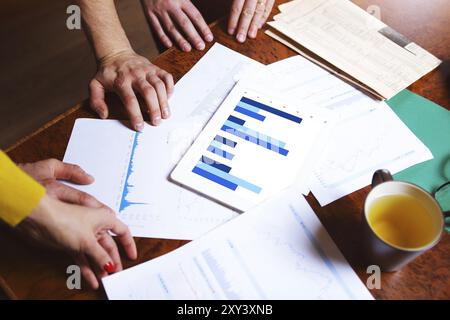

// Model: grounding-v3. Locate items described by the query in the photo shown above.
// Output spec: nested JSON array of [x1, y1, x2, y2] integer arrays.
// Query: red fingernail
[[103, 262, 115, 273]]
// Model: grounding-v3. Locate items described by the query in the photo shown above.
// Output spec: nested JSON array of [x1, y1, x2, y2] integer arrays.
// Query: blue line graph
[[119, 132, 148, 212], [202, 241, 266, 299], [289, 205, 355, 299]]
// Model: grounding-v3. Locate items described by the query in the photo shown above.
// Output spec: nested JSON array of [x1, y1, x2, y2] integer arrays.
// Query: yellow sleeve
[[0, 152, 46, 226]]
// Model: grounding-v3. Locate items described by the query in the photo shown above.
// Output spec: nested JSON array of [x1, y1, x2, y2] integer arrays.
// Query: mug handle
[[433, 182, 450, 233], [372, 169, 393, 188]]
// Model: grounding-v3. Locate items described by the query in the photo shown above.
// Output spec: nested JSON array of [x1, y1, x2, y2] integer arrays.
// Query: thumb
[[53, 162, 94, 185]]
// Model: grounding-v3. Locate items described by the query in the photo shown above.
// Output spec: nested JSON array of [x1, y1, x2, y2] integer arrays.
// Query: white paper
[[63, 43, 263, 239], [260, 56, 433, 206], [103, 188, 373, 300], [171, 81, 324, 211]]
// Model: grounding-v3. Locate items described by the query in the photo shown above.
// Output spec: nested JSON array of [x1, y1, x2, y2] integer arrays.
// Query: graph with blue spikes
[[119, 132, 148, 212], [171, 86, 319, 211]]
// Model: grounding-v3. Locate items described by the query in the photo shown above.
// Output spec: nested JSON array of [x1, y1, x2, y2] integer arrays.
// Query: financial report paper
[[268, 0, 441, 99], [103, 189, 373, 300], [63, 43, 262, 239]]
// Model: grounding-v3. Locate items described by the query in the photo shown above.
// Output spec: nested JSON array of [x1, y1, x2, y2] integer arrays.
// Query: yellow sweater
[[0, 152, 46, 226]]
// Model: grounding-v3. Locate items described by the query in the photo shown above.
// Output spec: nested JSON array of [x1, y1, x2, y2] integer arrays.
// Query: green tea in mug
[[368, 194, 436, 249]]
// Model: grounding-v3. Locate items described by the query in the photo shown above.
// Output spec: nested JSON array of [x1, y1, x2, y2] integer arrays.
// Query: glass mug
[[362, 169, 449, 271]]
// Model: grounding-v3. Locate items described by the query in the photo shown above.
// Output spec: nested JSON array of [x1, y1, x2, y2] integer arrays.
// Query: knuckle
[[125, 95, 138, 105], [47, 158, 60, 168], [143, 85, 156, 97], [152, 78, 164, 88], [231, 7, 241, 15], [167, 24, 177, 34], [79, 192, 91, 204], [180, 18, 190, 28], [113, 76, 127, 90]]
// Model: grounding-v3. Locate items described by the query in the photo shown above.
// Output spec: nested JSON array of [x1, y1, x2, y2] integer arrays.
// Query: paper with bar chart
[[171, 84, 324, 211], [103, 189, 373, 300]]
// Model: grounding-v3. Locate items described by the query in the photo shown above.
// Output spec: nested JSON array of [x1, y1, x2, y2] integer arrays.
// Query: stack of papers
[[266, 0, 441, 99]]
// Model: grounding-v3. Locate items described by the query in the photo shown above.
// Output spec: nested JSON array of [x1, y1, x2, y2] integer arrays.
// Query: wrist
[[98, 47, 136, 66], [27, 195, 56, 227]]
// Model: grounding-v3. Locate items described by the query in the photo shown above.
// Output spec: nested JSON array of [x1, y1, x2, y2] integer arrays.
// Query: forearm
[[76, 0, 133, 60], [0, 152, 46, 227]]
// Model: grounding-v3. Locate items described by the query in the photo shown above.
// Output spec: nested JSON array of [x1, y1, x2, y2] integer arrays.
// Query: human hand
[[142, 0, 214, 51], [89, 50, 174, 130], [19, 158, 102, 208], [228, 0, 274, 42], [18, 195, 137, 290]]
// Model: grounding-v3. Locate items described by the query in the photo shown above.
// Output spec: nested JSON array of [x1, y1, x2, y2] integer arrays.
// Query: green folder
[[386, 90, 450, 194]]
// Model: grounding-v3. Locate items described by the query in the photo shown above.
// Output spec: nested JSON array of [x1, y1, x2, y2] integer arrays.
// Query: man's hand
[[228, 0, 274, 43], [142, 0, 214, 51], [90, 50, 174, 130]]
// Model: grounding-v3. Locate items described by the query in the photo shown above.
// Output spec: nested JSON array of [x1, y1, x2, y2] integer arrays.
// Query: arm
[[0, 152, 45, 226], [76, 0, 174, 130], [77, 0, 132, 61]]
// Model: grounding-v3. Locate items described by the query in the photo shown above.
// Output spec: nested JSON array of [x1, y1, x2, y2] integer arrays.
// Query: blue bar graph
[[207, 145, 234, 160], [234, 106, 266, 121], [240, 97, 302, 124], [221, 124, 289, 156], [189, 95, 302, 196], [227, 115, 246, 125], [200, 156, 232, 173], [209, 140, 223, 149], [194, 161, 261, 193], [223, 120, 286, 148], [237, 100, 261, 114], [192, 166, 238, 191], [214, 135, 237, 148]]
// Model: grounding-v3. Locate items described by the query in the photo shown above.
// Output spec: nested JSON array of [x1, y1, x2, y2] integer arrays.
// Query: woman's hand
[[143, 0, 214, 51], [19, 158, 103, 208], [89, 50, 174, 130], [18, 195, 137, 290], [18, 158, 137, 289], [228, 0, 274, 42]]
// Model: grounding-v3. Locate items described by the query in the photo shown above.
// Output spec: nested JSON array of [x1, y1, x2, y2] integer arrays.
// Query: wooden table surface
[[1, 0, 449, 300]]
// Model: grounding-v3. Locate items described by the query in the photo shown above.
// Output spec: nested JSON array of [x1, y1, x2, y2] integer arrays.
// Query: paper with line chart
[[171, 84, 324, 211], [103, 189, 373, 300], [62, 44, 264, 239], [309, 102, 433, 206]]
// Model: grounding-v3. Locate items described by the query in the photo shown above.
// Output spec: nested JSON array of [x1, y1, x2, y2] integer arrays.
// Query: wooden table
[[1, 0, 449, 300]]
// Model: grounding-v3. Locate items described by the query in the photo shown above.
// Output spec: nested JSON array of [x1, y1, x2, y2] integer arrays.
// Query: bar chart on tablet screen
[[171, 86, 323, 211]]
